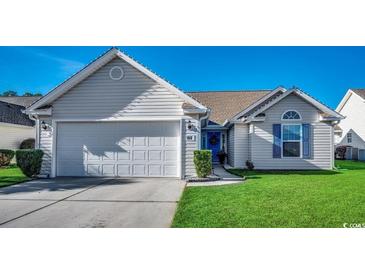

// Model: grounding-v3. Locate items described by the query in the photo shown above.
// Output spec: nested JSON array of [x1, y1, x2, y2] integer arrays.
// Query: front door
[[207, 131, 221, 162]]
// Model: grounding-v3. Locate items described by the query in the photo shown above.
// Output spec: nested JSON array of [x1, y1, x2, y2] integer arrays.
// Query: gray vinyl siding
[[51, 57, 185, 120], [182, 117, 199, 177], [251, 93, 333, 169], [38, 117, 52, 175], [233, 124, 249, 168], [37, 57, 199, 178], [227, 124, 249, 168], [227, 127, 235, 166]]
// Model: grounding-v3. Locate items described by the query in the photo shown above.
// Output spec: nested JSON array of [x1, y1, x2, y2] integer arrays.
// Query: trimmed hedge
[[15, 149, 44, 177], [0, 149, 15, 167], [193, 150, 212, 178], [20, 138, 35, 149]]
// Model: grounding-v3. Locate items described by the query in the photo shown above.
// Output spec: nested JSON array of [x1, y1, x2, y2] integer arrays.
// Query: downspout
[[27, 114, 40, 149], [198, 109, 211, 149]]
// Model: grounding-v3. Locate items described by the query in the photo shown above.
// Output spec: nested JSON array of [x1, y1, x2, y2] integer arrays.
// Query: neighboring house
[[335, 89, 365, 160], [25, 48, 343, 178], [0, 96, 41, 149]]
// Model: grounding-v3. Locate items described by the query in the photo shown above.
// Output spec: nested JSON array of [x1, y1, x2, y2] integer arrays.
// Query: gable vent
[[109, 66, 124, 80]]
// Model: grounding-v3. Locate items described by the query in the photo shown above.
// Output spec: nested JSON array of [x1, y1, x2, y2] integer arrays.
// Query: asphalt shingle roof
[[0, 96, 41, 107], [0, 101, 35, 126], [186, 90, 270, 124]]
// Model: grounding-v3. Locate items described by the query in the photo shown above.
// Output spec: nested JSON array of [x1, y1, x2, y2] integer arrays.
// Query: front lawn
[[172, 161, 365, 228], [0, 165, 28, 188]]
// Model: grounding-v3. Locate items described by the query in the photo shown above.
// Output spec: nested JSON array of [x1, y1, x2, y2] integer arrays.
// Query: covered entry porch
[[201, 122, 227, 163]]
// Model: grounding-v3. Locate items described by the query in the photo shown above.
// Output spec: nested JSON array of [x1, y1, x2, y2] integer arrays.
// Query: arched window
[[282, 110, 301, 120]]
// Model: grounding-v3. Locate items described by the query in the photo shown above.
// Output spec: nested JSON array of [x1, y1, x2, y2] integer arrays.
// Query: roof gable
[[336, 89, 365, 112], [27, 48, 206, 113], [245, 88, 344, 122]]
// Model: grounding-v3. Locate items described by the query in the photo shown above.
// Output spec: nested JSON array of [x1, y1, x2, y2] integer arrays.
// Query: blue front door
[[207, 131, 221, 162]]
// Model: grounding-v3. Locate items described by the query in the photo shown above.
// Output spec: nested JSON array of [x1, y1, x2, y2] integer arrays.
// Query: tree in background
[[0, 91, 42, 96], [1, 90, 18, 96]]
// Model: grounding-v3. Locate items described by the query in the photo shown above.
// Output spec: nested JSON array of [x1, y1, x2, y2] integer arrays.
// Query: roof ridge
[[186, 89, 271, 93]]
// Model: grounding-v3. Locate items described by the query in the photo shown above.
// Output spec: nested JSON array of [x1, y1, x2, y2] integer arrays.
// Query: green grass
[[172, 160, 365, 228], [0, 165, 28, 188]]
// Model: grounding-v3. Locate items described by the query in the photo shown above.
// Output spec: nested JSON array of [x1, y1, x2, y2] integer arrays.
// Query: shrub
[[193, 150, 212, 178], [246, 160, 254, 171], [19, 138, 35, 149], [0, 149, 15, 167], [15, 149, 44, 177], [217, 150, 227, 165], [335, 146, 347, 160]]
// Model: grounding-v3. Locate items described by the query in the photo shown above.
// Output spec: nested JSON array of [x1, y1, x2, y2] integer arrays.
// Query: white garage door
[[56, 121, 180, 177]]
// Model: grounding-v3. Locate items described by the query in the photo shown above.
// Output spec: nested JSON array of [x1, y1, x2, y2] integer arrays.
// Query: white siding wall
[[37, 57, 199, 177], [51, 58, 185, 120], [227, 124, 249, 168], [0, 123, 35, 149], [250, 94, 333, 169], [233, 124, 249, 168], [227, 127, 235, 166], [182, 118, 199, 177], [336, 92, 365, 149], [38, 117, 52, 175]]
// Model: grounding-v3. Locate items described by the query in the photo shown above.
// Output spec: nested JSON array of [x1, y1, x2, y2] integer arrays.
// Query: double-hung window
[[347, 133, 352, 143], [282, 124, 301, 157]]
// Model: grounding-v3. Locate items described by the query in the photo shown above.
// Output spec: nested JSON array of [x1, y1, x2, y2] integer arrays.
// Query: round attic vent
[[109, 66, 124, 80]]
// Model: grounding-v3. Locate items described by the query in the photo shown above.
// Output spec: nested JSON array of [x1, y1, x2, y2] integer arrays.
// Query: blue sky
[[1, 46, 365, 108]]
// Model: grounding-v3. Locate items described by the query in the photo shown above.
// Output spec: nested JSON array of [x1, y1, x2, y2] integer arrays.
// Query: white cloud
[[36, 51, 85, 75]]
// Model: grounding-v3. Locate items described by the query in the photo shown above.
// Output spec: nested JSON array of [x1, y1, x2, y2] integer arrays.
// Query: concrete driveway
[[0, 177, 185, 228]]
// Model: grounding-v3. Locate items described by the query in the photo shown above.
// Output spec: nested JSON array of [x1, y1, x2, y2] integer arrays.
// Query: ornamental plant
[[193, 150, 212, 178], [0, 149, 15, 167], [15, 149, 44, 177]]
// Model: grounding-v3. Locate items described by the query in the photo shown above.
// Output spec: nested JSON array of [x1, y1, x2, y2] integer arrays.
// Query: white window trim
[[281, 123, 302, 158], [281, 110, 302, 121]]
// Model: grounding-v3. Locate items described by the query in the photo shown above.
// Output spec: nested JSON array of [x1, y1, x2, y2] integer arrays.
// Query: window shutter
[[302, 124, 311, 159], [273, 124, 281, 158]]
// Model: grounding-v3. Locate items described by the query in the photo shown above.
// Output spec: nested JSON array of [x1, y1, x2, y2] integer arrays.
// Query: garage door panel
[[87, 164, 100, 176], [149, 164, 162, 176], [117, 164, 131, 176], [117, 151, 130, 160], [56, 122, 179, 177], [133, 165, 146, 176], [102, 164, 115, 176]]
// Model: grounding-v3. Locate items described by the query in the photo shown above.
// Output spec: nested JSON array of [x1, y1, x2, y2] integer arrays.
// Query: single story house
[[0, 96, 41, 149], [25, 48, 344, 178]]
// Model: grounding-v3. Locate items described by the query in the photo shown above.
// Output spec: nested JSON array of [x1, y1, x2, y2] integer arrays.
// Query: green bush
[[15, 149, 44, 177], [193, 150, 212, 178], [19, 138, 35, 149], [0, 149, 15, 167]]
